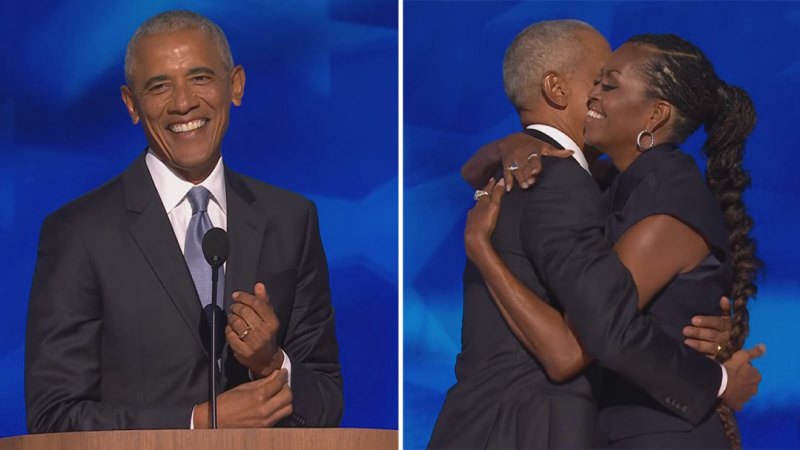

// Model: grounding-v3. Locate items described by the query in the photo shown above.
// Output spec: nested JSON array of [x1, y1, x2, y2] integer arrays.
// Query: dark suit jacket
[[596, 145, 732, 447], [429, 130, 721, 449], [518, 133, 721, 425], [25, 154, 343, 432]]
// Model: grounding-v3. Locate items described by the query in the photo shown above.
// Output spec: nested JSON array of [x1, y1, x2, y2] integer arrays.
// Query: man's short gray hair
[[503, 19, 596, 111], [124, 10, 234, 86]]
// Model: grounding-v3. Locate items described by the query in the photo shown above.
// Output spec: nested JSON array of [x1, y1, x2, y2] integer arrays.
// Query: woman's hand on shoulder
[[498, 134, 572, 191]]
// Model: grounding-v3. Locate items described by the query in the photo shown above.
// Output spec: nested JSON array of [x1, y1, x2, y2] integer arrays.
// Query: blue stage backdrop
[[0, 0, 397, 436], [404, 1, 799, 449]]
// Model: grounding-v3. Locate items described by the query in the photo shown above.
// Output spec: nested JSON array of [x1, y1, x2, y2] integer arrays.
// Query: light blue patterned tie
[[184, 186, 224, 309]]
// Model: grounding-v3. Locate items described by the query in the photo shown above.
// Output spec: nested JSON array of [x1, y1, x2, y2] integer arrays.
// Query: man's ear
[[648, 100, 671, 135], [541, 71, 568, 110], [120, 85, 140, 125], [230, 65, 246, 107]]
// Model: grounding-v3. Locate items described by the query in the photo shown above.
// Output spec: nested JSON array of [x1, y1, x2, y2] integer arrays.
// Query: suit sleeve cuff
[[718, 363, 728, 397]]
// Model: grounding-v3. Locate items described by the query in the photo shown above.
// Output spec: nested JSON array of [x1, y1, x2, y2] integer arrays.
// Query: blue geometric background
[[0, 0, 397, 436], [404, 1, 799, 449]]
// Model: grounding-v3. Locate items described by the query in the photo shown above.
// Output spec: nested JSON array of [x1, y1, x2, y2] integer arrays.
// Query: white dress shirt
[[144, 150, 292, 427], [145, 151, 228, 254], [526, 124, 589, 173], [523, 125, 728, 397]]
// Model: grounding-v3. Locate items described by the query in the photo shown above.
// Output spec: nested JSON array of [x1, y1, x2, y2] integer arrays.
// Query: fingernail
[[692, 317, 701, 325], [233, 292, 240, 300]]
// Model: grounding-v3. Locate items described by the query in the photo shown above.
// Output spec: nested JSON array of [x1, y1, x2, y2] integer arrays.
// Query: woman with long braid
[[463, 34, 761, 448]]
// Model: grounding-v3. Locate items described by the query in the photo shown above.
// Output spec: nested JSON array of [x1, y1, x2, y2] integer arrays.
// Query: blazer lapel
[[223, 168, 267, 313], [123, 154, 206, 353], [219, 168, 268, 387]]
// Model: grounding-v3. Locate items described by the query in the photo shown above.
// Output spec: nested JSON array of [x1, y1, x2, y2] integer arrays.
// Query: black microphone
[[201, 227, 229, 429], [202, 227, 229, 268]]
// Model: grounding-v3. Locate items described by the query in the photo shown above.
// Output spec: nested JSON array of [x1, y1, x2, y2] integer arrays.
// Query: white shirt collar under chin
[[144, 150, 228, 215], [526, 124, 590, 173]]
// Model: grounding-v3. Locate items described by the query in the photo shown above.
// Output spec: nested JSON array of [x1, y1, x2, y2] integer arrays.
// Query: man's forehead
[[135, 28, 214, 54], [131, 29, 224, 71]]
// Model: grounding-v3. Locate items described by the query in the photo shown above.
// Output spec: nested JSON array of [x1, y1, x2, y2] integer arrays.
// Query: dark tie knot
[[187, 186, 211, 214]]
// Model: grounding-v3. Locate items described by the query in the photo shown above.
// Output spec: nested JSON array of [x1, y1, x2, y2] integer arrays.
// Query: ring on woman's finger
[[714, 343, 722, 358], [474, 190, 489, 201], [527, 153, 540, 160], [507, 161, 520, 172]]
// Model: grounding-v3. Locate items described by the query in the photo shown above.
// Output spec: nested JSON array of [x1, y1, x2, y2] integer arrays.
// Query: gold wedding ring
[[238, 327, 252, 340]]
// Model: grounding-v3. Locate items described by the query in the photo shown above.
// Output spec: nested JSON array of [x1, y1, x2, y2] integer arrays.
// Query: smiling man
[[25, 10, 342, 431]]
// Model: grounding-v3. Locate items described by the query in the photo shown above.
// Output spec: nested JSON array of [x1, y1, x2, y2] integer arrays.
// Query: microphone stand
[[202, 227, 229, 430], [209, 256, 221, 429]]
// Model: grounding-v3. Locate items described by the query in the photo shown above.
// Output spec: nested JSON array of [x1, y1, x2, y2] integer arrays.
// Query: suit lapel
[[220, 168, 268, 387], [223, 168, 267, 313], [610, 143, 677, 213], [124, 154, 206, 353]]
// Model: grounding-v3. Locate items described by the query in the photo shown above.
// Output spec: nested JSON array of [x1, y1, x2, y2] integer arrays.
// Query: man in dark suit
[[429, 20, 761, 448], [25, 10, 342, 431]]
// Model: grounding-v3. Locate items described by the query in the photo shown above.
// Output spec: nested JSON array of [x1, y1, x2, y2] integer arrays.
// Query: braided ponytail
[[704, 84, 761, 450], [628, 34, 761, 449]]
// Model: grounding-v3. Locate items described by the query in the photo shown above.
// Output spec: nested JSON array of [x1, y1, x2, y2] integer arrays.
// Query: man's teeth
[[587, 110, 604, 119], [170, 119, 206, 133]]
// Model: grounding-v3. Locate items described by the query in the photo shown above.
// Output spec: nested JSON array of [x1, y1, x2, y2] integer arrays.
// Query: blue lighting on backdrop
[[404, 1, 799, 449], [0, 0, 397, 436]]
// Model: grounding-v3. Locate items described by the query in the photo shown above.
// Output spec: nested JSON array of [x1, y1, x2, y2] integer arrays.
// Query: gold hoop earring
[[636, 130, 655, 152]]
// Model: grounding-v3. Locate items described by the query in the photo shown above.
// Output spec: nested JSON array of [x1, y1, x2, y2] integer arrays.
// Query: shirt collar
[[526, 124, 590, 173], [144, 149, 227, 215]]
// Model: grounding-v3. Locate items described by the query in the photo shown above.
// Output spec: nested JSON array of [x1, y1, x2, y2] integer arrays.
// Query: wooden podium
[[0, 428, 397, 450]]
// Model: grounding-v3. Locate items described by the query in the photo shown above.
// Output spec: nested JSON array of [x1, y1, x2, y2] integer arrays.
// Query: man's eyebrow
[[140, 67, 217, 91], [187, 67, 217, 77]]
